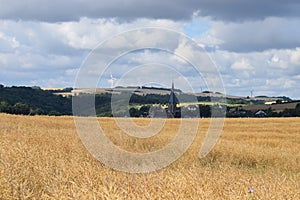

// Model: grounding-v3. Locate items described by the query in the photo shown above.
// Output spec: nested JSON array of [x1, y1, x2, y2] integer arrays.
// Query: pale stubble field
[[0, 114, 299, 199]]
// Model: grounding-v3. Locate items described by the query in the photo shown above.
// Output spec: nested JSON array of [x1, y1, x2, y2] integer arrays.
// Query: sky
[[0, 0, 300, 99]]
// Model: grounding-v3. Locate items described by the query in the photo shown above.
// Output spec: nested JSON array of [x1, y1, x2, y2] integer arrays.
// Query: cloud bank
[[1, 0, 300, 22], [0, 1, 299, 99]]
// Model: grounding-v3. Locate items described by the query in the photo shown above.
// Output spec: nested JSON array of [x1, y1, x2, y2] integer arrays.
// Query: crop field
[[0, 114, 299, 199]]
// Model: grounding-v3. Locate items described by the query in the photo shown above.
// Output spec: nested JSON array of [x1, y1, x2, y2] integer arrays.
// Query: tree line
[[0, 85, 299, 117], [0, 85, 72, 115]]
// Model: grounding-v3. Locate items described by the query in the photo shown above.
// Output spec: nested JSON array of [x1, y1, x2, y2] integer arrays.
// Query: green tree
[[139, 105, 150, 117], [0, 101, 10, 113], [12, 103, 30, 115], [199, 105, 211, 118], [129, 107, 140, 117], [48, 110, 62, 116]]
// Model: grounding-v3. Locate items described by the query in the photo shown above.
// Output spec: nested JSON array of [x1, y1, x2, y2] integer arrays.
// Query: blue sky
[[0, 0, 299, 99], [183, 20, 211, 38]]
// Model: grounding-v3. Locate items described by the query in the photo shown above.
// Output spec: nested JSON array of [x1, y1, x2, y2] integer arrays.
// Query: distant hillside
[[68, 87, 291, 102], [70, 86, 182, 96], [242, 102, 299, 113], [0, 85, 72, 115], [0, 84, 299, 117]]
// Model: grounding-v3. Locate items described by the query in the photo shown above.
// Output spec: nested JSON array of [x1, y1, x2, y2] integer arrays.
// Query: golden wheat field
[[0, 114, 299, 199]]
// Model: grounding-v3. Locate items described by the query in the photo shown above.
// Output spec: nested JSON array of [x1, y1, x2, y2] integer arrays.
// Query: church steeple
[[168, 81, 178, 117], [172, 81, 174, 91]]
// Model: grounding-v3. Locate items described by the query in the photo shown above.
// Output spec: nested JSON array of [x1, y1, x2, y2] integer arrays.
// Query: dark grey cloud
[[198, 17, 300, 52], [0, 0, 300, 22], [193, 0, 300, 21], [0, 0, 190, 22]]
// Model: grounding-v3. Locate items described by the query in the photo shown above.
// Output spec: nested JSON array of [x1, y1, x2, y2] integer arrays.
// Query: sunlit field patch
[[0, 114, 299, 199]]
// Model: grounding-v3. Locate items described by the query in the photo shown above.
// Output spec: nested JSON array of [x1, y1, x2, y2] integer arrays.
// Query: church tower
[[168, 81, 179, 117]]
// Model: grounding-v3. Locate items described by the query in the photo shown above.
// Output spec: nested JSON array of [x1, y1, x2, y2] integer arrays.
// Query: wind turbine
[[251, 90, 254, 98], [108, 72, 117, 88]]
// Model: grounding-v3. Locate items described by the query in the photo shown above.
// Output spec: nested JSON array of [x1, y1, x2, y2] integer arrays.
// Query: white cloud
[[56, 18, 183, 50], [0, 13, 300, 99], [231, 59, 253, 70], [0, 18, 184, 88], [290, 47, 300, 65], [206, 48, 300, 98], [174, 38, 196, 62], [0, 32, 20, 52]]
